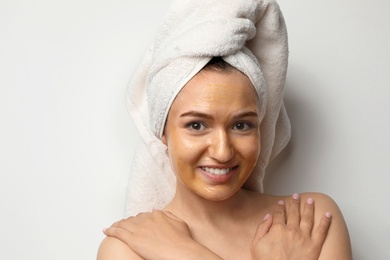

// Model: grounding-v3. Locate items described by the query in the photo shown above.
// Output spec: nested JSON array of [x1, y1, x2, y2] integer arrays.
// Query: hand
[[250, 194, 332, 260], [103, 210, 222, 260]]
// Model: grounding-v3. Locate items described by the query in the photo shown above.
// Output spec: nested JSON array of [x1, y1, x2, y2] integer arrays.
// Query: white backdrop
[[0, 0, 389, 259]]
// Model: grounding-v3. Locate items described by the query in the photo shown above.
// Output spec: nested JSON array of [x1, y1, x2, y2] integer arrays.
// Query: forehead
[[171, 69, 259, 111]]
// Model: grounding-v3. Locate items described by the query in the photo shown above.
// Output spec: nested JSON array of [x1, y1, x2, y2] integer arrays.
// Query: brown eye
[[186, 122, 206, 131], [233, 122, 252, 131]]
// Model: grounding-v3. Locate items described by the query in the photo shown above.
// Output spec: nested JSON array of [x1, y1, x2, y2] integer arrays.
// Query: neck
[[165, 181, 259, 226]]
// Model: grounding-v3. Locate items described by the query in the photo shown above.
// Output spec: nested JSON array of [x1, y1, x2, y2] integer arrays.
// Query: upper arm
[[302, 192, 352, 260], [97, 237, 144, 260]]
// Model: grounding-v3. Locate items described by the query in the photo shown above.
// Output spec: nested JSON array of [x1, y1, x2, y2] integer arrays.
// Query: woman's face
[[162, 69, 261, 201]]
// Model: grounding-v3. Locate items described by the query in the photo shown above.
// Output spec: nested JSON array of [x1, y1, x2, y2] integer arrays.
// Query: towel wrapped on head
[[125, 0, 290, 217]]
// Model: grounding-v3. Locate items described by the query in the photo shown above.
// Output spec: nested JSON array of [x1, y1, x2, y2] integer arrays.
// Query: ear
[[161, 132, 167, 145]]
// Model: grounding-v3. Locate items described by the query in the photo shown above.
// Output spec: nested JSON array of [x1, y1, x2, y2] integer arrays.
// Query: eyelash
[[186, 121, 206, 131], [232, 122, 254, 131], [185, 121, 254, 131]]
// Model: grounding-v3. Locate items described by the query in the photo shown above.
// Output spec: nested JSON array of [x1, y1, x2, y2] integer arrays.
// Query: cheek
[[246, 145, 260, 164], [167, 134, 205, 171], [238, 134, 261, 165]]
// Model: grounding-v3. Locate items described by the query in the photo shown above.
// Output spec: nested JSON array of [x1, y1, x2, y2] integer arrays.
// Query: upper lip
[[200, 165, 238, 169]]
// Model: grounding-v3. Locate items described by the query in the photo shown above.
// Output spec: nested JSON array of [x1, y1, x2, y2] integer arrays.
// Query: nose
[[208, 129, 234, 162]]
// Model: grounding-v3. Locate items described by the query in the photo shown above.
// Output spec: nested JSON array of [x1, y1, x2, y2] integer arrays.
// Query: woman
[[98, 0, 352, 259]]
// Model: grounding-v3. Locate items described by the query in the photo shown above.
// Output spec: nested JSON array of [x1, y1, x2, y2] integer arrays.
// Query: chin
[[194, 186, 241, 202]]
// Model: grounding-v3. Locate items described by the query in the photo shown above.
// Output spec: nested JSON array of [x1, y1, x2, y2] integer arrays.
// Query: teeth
[[202, 167, 231, 175]]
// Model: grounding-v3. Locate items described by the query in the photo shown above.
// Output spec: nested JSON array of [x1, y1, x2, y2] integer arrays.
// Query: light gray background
[[1, 0, 389, 259]]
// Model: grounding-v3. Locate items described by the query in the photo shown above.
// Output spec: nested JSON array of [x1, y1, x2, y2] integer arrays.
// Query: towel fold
[[125, 0, 290, 217]]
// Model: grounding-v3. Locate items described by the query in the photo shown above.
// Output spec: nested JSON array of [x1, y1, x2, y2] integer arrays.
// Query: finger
[[112, 213, 148, 227], [103, 226, 134, 247], [300, 197, 315, 235], [252, 213, 273, 242], [111, 217, 139, 232], [111, 218, 130, 227], [312, 212, 332, 246], [272, 200, 286, 224], [287, 193, 300, 226]]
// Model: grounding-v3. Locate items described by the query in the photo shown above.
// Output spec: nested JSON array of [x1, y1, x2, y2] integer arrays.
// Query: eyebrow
[[179, 110, 259, 119], [232, 111, 259, 120], [179, 111, 213, 119]]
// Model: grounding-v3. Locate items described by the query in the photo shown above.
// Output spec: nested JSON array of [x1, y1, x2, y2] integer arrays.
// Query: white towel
[[125, 0, 290, 217]]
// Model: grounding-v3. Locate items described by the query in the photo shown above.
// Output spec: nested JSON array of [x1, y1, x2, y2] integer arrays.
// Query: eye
[[233, 122, 252, 131], [186, 122, 206, 131]]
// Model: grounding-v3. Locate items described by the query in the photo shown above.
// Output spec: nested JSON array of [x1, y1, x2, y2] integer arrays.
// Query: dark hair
[[202, 57, 235, 72]]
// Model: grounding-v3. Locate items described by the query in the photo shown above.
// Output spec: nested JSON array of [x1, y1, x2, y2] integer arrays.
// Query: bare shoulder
[[260, 192, 344, 217], [97, 237, 144, 260], [299, 192, 340, 213], [262, 192, 352, 259], [258, 192, 343, 215], [300, 192, 353, 260]]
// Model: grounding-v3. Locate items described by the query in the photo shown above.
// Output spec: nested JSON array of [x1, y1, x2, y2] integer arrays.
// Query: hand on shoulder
[[299, 192, 353, 260], [251, 193, 332, 259], [250, 192, 352, 260], [99, 210, 223, 260]]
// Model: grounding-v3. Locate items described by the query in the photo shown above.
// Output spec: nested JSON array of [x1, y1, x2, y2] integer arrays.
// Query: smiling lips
[[200, 166, 238, 183], [201, 166, 233, 175]]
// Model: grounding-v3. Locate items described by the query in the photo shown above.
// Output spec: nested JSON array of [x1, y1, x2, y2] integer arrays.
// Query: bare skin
[[98, 192, 351, 260], [97, 69, 352, 259]]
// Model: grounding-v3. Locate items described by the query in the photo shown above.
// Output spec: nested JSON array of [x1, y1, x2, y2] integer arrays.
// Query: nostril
[[207, 130, 235, 162], [209, 144, 234, 162]]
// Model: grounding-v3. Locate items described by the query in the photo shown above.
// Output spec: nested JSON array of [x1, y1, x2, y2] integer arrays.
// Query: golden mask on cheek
[[162, 69, 261, 201]]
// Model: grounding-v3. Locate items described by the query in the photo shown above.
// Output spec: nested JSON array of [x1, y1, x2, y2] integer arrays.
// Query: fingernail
[[325, 212, 332, 218], [278, 200, 285, 205], [102, 228, 107, 233], [263, 213, 270, 221], [292, 193, 299, 200], [306, 198, 314, 204]]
